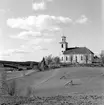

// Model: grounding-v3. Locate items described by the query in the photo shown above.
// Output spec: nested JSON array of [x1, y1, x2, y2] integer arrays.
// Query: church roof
[[63, 47, 94, 55]]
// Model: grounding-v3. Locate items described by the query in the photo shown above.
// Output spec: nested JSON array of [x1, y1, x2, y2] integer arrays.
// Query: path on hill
[[34, 69, 61, 88]]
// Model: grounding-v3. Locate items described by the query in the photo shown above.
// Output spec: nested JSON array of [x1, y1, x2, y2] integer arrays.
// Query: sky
[[0, 0, 103, 61]]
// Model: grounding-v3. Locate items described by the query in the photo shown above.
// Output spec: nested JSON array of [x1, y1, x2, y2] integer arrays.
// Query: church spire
[[60, 32, 67, 42]]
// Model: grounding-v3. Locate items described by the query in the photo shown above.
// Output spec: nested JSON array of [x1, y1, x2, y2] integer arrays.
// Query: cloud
[[18, 37, 53, 53], [7, 15, 72, 32], [7, 15, 72, 40], [43, 38, 53, 43], [1, 42, 49, 57], [0, 9, 6, 13], [26, 38, 53, 46], [32, 2, 46, 11], [10, 31, 42, 40], [21, 44, 48, 52], [7, 15, 90, 41], [28, 38, 43, 45], [1, 48, 31, 57], [75, 15, 89, 24], [7, 17, 32, 30], [0, 49, 14, 56], [32, 0, 52, 11], [16, 37, 53, 52], [0, 9, 10, 14]]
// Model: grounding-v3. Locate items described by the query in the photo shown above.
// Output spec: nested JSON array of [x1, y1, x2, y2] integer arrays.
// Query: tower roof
[[62, 35, 66, 38]]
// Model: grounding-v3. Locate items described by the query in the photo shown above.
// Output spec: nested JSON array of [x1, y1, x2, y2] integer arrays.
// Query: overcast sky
[[0, 0, 102, 61]]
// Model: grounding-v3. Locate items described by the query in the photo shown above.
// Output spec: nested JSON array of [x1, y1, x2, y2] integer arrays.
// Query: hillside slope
[[8, 67, 104, 96]]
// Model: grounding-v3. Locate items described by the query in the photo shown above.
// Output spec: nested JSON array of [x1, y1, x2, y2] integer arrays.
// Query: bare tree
[[53, 56, 60, 64], [45, 54, 53, 65]]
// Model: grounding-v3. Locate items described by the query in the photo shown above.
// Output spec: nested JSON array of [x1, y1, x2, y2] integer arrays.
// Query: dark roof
[[63, 47, 94, 55]]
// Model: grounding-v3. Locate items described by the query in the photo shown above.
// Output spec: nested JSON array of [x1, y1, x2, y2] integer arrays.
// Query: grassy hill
[[7, 67, 104, 97]]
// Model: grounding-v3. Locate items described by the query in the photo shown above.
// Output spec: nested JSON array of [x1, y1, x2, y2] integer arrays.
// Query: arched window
[[76, 56, 77, 62], [62, 57, 63, 61], [85, 55, 88, 63], [66, 56, 68, 61], [61, 44, 63, 48], [81, 56, 83, 60], [70, 55, 73, 63]]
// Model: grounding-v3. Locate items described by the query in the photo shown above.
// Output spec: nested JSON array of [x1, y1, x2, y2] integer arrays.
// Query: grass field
[[7, 67, 104, 97]]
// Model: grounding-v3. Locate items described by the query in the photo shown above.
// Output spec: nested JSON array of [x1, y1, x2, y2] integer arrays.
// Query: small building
[[59, 36, 94, 64], [93, 56, 101, 64]]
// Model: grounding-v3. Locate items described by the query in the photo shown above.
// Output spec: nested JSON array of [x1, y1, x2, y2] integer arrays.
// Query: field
[[7, 67, 104, 97]]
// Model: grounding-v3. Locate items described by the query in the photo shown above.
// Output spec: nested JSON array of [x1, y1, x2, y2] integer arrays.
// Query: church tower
[[59, 35, 68, 54], [59, 35, 68, 62]]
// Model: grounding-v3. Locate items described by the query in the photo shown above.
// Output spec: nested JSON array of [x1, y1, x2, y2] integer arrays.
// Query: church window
[[70, 55, 73, 63], [81, 56, 83, 60], [66, 56, 68, 61], [62, 57, 63, 61], [62, 44, 63, 48], [85, 55, 88, 63], [76, 56, 77, 62]]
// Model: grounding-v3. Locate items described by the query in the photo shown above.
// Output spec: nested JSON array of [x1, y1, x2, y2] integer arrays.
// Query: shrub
[[0, 70, 18, 96], [60, 63, 72, 67], [45, 55, 61, 65], [0, 70, 8, 95], [7, 79, 17, 96], [53, 56, 60, 64], [26, 86, 34, 97], [44, 55, 61, 70], [38, 57, 49, 71], [45, 55, 53, 65], [48, 64, 61, 69]]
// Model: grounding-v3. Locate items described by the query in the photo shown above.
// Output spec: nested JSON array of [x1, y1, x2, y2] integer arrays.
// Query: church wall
[[85, 54, 94, 64], [60, 54, 94, 64]]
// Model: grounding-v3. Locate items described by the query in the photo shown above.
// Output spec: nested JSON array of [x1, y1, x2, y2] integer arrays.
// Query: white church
[[59, 36, 94, 64]]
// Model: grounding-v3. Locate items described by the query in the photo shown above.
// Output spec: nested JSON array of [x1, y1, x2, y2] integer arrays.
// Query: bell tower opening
[[62, 36, 66, 42], [61, 44, 63, 48]]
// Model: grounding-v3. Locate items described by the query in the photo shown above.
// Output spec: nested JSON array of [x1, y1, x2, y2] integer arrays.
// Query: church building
[[59, 36, 94, 64]]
